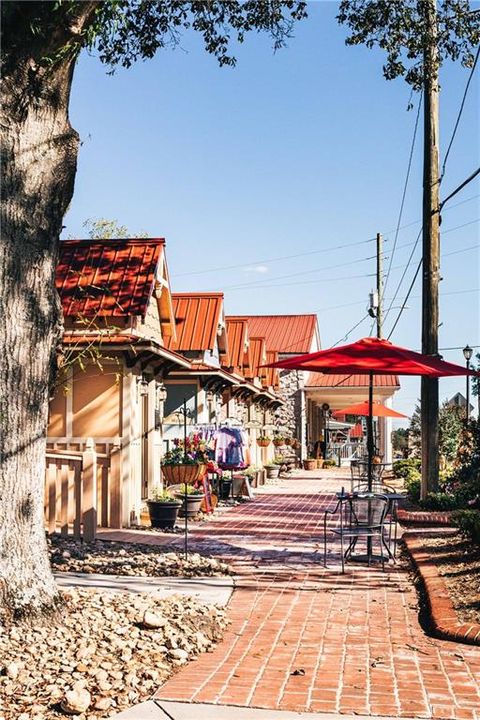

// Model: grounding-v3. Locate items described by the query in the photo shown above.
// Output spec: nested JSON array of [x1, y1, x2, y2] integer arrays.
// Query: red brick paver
[[147, 472, 479, 719]]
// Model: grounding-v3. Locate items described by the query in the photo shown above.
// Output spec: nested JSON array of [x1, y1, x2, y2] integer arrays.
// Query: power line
[[440, 45, 480, 182], [331, 313, 370, 348], [440, 167, 480, 211], [387, 258, 423, 340], [383, 93, 422, 300], [380, 228, 422, 325], [173, 235, 376, 278], [171, 194, 479, 281]]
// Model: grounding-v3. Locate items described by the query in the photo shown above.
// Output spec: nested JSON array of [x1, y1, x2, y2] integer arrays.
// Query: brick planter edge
[[403, 532, 480, 646]]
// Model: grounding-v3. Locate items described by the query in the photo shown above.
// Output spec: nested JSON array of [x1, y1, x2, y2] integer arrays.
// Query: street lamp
[[463, 345, 473, 421]]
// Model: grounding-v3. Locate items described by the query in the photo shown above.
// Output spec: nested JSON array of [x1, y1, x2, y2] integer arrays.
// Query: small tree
[[409, 400, 465, 464], [392, 427, 409, 457]]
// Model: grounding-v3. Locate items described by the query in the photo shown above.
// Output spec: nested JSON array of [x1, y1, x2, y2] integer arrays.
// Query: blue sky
[[63, 2, 480, 420]]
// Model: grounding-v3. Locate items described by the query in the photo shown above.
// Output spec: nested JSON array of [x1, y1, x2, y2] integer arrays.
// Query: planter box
[[162, 464, 199, 486], [147, 500, 182, 529]]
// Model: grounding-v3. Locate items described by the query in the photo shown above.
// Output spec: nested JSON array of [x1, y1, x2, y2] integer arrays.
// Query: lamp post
[[463, 345, 473, 421]]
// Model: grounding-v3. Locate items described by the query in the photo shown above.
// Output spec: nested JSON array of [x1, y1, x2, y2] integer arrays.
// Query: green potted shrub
[[175, 483, 205, 518], [147, 489, 182, 529], [244, 465, 259, 488]]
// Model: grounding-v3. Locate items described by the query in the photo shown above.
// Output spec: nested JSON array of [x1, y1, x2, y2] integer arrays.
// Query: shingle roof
[[235, 314, 318, 354], [166, 292, 224, 353], [57, 238, 164, 318], [306, 373, 400, 388]]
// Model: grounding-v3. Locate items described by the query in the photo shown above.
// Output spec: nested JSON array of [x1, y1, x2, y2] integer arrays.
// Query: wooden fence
[[44, 438, 122, 540]]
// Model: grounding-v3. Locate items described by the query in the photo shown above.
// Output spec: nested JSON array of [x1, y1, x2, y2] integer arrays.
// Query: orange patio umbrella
[[332, 400, 408, 419]]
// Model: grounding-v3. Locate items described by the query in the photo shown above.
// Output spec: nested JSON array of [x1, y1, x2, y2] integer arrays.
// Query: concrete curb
[[403, 531, 480, 646]]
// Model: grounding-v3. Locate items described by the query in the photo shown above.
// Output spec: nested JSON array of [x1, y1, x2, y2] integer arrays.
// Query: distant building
[[447, 392, 473, 414]]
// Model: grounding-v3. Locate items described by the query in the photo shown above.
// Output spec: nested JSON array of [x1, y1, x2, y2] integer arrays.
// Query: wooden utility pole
[[376, 232, 383, 339], [421, 0, 440, 499]]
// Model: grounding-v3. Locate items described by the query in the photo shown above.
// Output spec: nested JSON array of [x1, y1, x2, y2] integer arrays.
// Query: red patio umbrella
[[265, 336, 477, 489], [332, 400, 408, 419]]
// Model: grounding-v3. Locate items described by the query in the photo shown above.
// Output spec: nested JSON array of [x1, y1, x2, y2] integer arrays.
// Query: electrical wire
[[440, 45, 480, 183], [387, 258, 423, 340], [440, 167, 480, 211], [171, 194, 479, 281], [383, 93, 422, 300], [331, 313, 370, 348]]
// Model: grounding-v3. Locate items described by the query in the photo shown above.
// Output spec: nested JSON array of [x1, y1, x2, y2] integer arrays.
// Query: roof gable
[[57, 238, 164, 318], [235, 314, 319, 354], [167, 292, 225, 353], [225, 318, 249, 372]]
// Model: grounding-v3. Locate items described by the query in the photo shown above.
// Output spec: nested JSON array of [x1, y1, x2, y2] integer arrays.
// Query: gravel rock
[[0, 587, 228, 719], [48, 537, 231, 578], [61, 687, 91, 714]]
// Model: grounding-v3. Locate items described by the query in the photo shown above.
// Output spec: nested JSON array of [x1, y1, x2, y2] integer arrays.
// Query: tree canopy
[[337, 0, 480, 89]]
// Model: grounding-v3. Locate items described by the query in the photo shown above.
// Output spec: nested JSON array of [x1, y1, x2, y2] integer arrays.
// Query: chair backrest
[[349, 494, 389, 527], [352, 481, 395, 495]]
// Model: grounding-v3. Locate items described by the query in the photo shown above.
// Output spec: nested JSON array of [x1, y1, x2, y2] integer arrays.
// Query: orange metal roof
[[225, 318, 249, 371], [350, 422, 364, 438], [265, 351, 280, 389], [248, 337, 267, 382], [57, 239, 164, 318], [167, 292, 224, 352], [306, 373, 400, 388], [234, 314, 318, 354]]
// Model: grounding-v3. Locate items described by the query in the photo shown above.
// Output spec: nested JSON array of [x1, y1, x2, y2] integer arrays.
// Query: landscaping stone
[[48, 537, 231, 578], [0, 587, 228, 719]]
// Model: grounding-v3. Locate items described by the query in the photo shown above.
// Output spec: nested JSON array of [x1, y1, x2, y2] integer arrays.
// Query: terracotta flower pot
[[161, 464, 199, 486], [273, 439, 284, 447], [257, 439, 270, 447], [303, 459, 316, 471]]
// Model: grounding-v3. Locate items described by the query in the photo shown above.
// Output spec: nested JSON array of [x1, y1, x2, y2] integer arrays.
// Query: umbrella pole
[[367, 372, 374, 492]]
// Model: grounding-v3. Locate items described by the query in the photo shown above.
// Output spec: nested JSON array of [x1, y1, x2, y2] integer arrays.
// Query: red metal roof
[[167, 292, 224, 352], [248, 337, 267, 382], [265, 351, 280, 389], [57, 239, 164, 318], [235, 315, 318, 354], [306, 373, 400, 388], [225, 318, 249, 371]]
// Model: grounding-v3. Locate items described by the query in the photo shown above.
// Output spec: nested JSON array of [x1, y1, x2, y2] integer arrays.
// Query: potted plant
[[264, 462, 280, 479], [257, 435, 271, 447], [161, 434, 209, 485], [272, 434, 284, 447], [303, 457, 317, 471], [175, 483, 205, 518], [244, 465, 259, 488], [284, 437, 293, 446], [147, 489, 182, 529]]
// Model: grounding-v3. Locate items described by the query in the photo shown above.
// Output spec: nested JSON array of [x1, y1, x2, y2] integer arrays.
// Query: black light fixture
[[463, 345, 473, 421]]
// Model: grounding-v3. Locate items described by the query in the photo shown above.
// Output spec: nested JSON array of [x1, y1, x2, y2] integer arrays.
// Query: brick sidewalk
[[152, 472, 480, 720]]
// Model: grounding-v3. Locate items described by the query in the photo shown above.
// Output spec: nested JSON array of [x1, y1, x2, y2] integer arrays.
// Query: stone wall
[[275, 369, 305, 438]]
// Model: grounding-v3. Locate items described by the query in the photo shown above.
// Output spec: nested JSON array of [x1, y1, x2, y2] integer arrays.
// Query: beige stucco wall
[[72, 364, 122, 438], [48, 391, 66, 436]]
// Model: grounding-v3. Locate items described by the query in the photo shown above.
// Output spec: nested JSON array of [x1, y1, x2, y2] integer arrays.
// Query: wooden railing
[[44, 438, 122, 540]]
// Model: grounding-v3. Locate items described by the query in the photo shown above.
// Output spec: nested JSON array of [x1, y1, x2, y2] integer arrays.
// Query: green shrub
[[323, 459, 337, 468], [451, 509, 480, 545], [419, 492, 460, 511], [406, 478, 421, 503], [392, 458, 421, 479]]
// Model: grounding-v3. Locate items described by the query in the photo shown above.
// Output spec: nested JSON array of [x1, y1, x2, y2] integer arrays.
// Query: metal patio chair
[[323, 493, 390, 573]]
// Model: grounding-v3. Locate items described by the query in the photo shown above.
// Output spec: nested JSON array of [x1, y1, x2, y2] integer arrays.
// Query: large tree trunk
[[0, 4, 97, 616]]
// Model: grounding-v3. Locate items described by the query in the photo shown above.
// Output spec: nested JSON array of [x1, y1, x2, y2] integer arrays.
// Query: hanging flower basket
[[273, 438, 284, 447], [161, 464, 200, 486], [257, 438, 271, 447], [284, 438, 293, 446]]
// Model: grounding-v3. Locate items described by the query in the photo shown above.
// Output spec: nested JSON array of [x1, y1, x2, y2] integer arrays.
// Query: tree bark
[[0, 4, 97, 616]]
